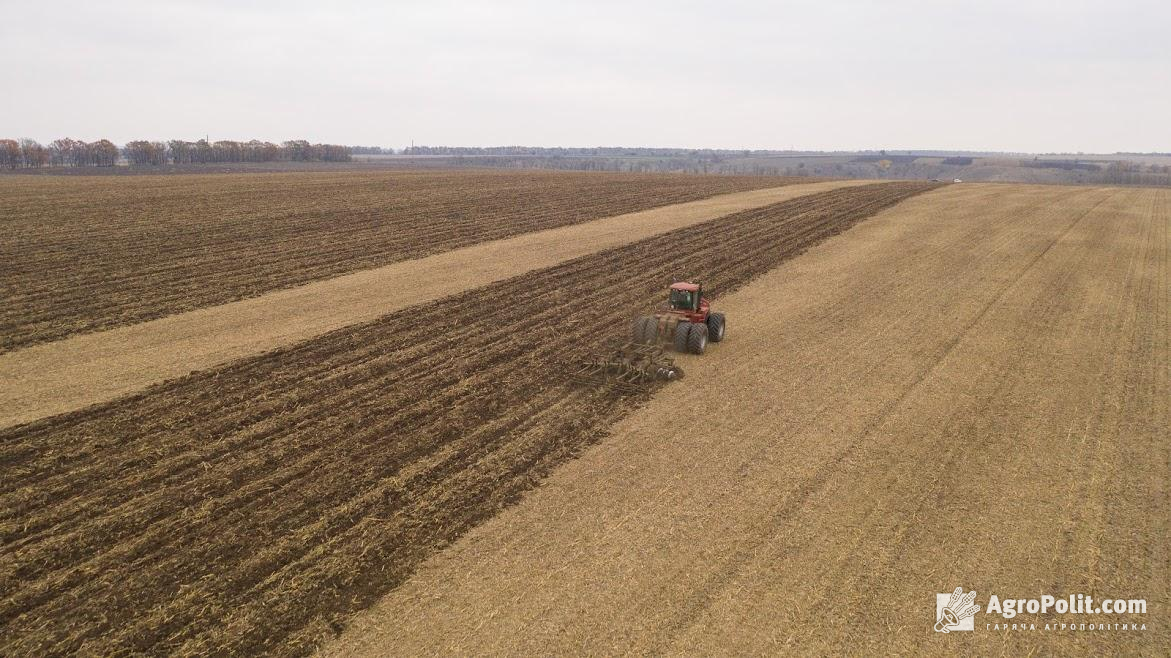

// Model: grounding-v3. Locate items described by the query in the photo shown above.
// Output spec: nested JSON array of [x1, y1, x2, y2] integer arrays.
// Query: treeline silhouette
[[350, 146, 391, 155], [0, 138, 351, 168], [0, 139, 118, 168], [402, 145, 788, 157]]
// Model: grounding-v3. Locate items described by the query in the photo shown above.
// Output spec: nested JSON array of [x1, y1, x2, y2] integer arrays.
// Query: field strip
[[0, 180, 873, 429], [327, 184, 1170, 656]]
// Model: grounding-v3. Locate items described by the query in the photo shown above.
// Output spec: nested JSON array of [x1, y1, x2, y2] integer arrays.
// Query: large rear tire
[[673, 322, 690, 353], [707, 312, 726, 342], [632, 316, 654, 344], [687, 322, 709, 354], [640, 316, 659, 344]]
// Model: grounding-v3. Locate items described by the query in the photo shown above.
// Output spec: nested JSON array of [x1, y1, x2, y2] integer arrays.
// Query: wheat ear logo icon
[[935, 587, 979, 633]]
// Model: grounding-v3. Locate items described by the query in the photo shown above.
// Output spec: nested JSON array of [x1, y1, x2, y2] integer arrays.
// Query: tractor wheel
[[631, 317, 652, 343], [707, 312, 726, 342], [640, 316, 659, 344], [673, 322, 691, 353], [687, 322, 709, 355]]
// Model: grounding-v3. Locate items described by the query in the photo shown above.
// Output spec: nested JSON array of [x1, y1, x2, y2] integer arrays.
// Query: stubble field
[[2, 170, 1166, 657]]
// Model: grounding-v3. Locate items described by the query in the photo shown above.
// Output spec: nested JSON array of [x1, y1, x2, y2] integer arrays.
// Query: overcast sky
[[2, 0, 1168, 153]]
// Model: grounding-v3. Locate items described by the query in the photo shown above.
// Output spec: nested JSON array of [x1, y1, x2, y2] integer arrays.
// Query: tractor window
[[669, 289, 694, 310]]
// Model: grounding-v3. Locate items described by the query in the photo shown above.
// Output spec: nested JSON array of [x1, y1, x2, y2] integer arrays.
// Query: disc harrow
[[571, 340, 685, 392]]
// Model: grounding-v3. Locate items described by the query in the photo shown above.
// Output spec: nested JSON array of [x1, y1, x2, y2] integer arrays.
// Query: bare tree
[[125, 140, 167, 166], [0, 139, 20, 169], [19, 139, 48, 168], [94, 140, 118, 166], [49, 138, 75, 166]]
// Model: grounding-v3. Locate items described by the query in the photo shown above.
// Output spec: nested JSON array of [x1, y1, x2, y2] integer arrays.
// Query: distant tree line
[[162, 140, 351, 164], [401, 146, 1032, 159], [1019, 158, 1171, 184], [0, 138, 352, 168], [851, 154, 919, 164], [350, 146, 390, 155], [403, 145, 796, 158], [1098, 160, 1171, 185], [1, 138, 119, 168], [389, 154, 819, 177], [1021, 159, 1102, 172]]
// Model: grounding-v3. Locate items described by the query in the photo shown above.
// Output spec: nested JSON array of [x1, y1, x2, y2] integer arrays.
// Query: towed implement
[[570, 340, 684, 392]]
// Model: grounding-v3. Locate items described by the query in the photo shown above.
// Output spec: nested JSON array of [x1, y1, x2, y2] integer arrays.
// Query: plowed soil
[[0, 170, 803, 351], [330, 184, 1170, 656], [0, 182, 935, 656]]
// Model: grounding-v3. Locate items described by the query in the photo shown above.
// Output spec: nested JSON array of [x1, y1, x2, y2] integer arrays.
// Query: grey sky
[[2, 0, 1168, 152]]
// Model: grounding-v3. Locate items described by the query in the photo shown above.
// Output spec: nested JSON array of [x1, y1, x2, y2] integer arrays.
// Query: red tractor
[[631, 281, 726, 355]]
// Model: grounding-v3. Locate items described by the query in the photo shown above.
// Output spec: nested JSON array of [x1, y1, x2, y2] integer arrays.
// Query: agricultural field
[[0, 170, 801, 352], [0, 180, 933, 655], [1, 172, 1167, 656]]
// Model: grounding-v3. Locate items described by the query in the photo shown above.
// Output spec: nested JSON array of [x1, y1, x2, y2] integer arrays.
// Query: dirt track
[[0, 183, 933, 655], [330, 184, 1169, 656], [0, 179, 869, 430]]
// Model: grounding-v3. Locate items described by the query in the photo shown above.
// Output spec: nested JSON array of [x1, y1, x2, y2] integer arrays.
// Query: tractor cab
[[667, 281, 709, 323], [669, 282, 700, 311]]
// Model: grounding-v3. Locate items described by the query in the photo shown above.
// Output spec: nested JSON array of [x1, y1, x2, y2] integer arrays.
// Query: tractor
[[631, 281, 725, 355], [570, 282, 724, 392]]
